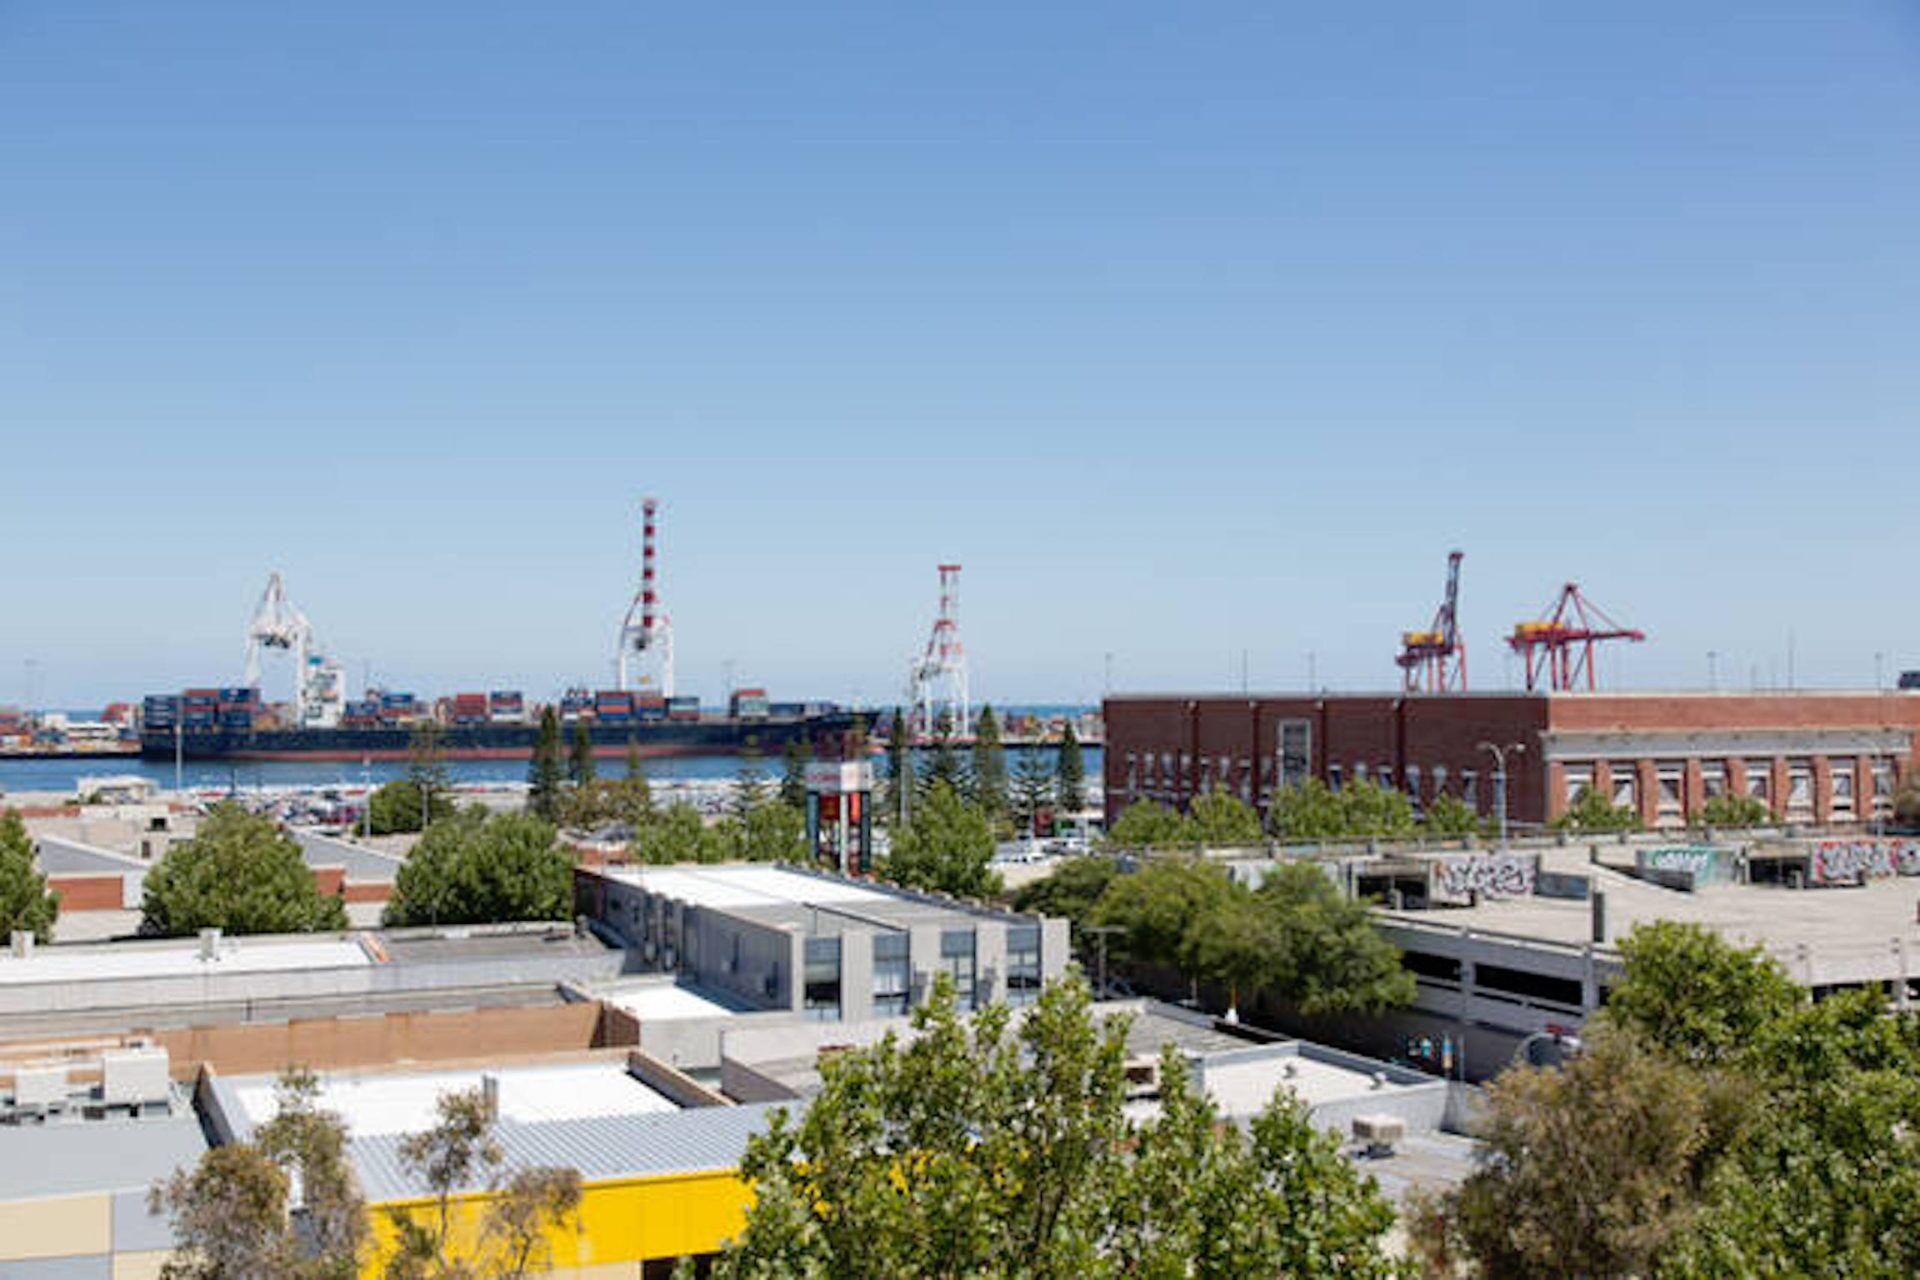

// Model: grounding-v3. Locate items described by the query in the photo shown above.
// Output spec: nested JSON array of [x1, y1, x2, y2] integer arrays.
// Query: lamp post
[[1478, 741, 1526, 846]]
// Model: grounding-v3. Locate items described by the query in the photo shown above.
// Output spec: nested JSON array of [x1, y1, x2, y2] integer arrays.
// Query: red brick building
[[1103, 691, 1920, 830]]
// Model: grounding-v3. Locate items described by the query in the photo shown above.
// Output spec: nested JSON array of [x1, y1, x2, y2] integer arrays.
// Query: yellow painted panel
[[363, 1169, 751, 1278], [113, 1249, 178, 1280], [0, 1191, 110, 1259]]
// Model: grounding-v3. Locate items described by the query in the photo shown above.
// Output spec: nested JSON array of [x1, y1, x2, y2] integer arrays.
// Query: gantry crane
[[1507, 583, 1645, 692], [1396, 551, 1467, 692]]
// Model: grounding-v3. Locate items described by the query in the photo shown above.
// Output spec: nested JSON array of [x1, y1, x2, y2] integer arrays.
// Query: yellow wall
[[364, 1166, 752, 1278], [0, 1191, 110, 1260]]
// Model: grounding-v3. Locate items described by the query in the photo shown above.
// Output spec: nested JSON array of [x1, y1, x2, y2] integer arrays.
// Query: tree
[[1438, 1026, 1716, 1280], [143, 803, 347, 936], [732, 753, 770, 822], [1551, 785, 1642, 832], [567, 721, 596, 788], [368, 779, 457, 836], [407, 722, 454, 828], [1102, 800, 1192, 850], [779, 736, 811, 811], [153, 1069, 368, 1280], [1334, 777, 1416, 838], [0, 808, 58, 942], [1700, 792, 1773, 828], [1055, 722, 1085, 815], [1897, 776, 1920, 828], [1011, 749, 1054, 835], [1252, 862, 1415, 1015], [1185, 788, 1263, 846], [1011, 856, 1117, 934], [1266, 779, 1349, 841], [386, 810, 574, 926], [1602, 921, 1801, 1069], [1089, 859, 1233, 971], [971, 704, 1008, 821], [559, 742, 653, 830], [706, 975, 1400, 1279], [631, 801, 730, 865], [921, 710, 971, 800], [1420, 792, 1481, 838], [733, 800, 809, 863], [526, 708, 564, 822], [880, 780, 1000, 899], [382, 1087, 583, 1280]]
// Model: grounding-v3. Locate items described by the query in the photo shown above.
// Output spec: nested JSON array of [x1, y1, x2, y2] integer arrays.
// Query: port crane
[[1396, 550, 1467, 692], [243, 572, 345, 726], [908, 563, 969, 740], [1507, 583, 1645, 692], [616, 495, 675, 696]]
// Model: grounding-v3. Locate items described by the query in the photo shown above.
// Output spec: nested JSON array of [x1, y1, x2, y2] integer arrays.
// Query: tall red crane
[[1507, 583, 1645, 692], [1396, 550, 1467, 692]]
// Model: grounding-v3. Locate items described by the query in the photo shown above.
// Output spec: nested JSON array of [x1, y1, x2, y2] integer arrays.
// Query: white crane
[[243, 572, 345, 727], [908, 563, 968, 740], [616, 496, 675, 696]]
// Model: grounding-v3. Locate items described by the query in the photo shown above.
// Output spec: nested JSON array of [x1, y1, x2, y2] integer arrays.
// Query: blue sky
[[4, 2, 1919, 709]]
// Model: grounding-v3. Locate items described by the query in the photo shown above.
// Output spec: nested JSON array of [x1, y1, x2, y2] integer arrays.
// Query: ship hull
[[140, 714, 860, 762]]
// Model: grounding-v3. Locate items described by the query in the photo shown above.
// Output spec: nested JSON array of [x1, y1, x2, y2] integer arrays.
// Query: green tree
[[921, 710, 970, 800], [880, 780, 1000, 899], [407, 722, 454, 828], [1089, 859, 1233, 971], [142, 803, 347, 936], [1252, 861, 1415, 1015], [971, 704, 1009, 821], [732, 752, 770, 822], [386, 810, 574, 926], [1551, 785, 1643, 832], [1420, 792, 1482, 838], [367, 779, 457, 836], [1011, 749, 1054, 835], [1699, 792, 1773, 828], [1439, 1025, 1716, 1280], [1102, 800, 1191, 849], [0, 808, 58, 943], [779, 736, 811, 811], [707, 975, 1399, 1280], [382, 1087, 583, 1280], [1336, 777, 1416, 837], [1186, 788, 1263, 846], [526, 708, 564, 822], [1055, 721, 1086, 815], [153, 1068, 368, 1280], [560, 742, 654, 829], [735, 800, 809, 863], [1011, 856, 1117, 934], [1266, 779, 1349, 841], [631, 801, 730, 865], [568, 721, 596, 787], [1603, 921, 1801, 1069]]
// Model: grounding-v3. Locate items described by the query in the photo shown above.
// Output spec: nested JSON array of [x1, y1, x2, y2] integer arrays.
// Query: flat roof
[[0, 1110, 206, 1201], [607, 864, 895, 910], [227, 1062, 678, 1137], [602, 981, 756, 1022], [0, 935, 372, 986]]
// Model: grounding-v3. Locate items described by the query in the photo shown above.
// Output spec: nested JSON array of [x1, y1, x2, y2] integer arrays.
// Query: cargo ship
[[138, 686, 866, 763]]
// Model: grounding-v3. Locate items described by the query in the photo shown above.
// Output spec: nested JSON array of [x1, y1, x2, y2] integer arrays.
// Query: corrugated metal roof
[[349, 1104, 778, 1202]]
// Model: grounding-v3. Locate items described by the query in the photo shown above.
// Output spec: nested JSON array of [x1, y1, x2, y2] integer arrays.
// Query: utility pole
[[1085, 924, 1125, 1000], [1478, 741, 1526, 845]]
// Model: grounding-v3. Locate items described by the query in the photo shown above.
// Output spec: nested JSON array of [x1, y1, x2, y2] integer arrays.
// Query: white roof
[[604, 983, 744, 1022], [611, 864, 892, 909], [232, 1062, 678, 1136], [0, 937, 370, 986]]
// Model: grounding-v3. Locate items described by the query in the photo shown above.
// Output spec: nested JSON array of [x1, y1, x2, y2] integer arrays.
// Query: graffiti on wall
[[1429, 852, 1537, 902], [1809, 839, 1920, 885], [1637, 845, 1735, 885]]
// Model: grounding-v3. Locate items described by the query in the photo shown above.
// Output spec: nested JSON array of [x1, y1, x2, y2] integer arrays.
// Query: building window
[[1563, 766, 1592, 808], [1610, 764, 1637, 811], [1744, 760, 1771, 805], [1656, 763, 1684, 827], [1006, 925, 1041, 1007], [1787, 759, 1814, 820], [1405, 765, 1422, 816], [1873, 759, 1896, 818], [1279, 720, 1311, 790], [804, 937, 842, 1023], [1461, 767, 1478, 812], [1432, 764, 1449, 794], [1701, 762, 1726, 799], [941, 929, 977, 1011], [1328, 763, 1343, 791], [1354, 762, 1368, 783], [872, 933, 910, 1016], [1830, 761, 1856, 818], [1124, 753, 1138, 798]]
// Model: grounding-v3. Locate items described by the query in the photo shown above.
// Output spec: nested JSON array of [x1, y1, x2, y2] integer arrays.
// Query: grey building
[[579, 863, 1070, 1021]]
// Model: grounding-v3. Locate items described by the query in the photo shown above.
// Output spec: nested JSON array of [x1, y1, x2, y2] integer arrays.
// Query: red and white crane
[[1507, 583, 1645, 692], [617, 496, 675, 696], [908, 563, 969, 739], [1396, 551, 1467, 693]]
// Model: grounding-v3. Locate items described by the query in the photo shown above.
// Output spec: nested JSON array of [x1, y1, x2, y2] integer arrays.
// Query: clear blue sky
[[5, 2, 1919, 709]]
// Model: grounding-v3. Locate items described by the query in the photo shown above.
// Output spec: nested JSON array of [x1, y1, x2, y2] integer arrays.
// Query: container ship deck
[[140, 711, 864, 763]]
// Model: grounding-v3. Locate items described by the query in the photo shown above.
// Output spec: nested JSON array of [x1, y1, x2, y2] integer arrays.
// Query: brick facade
[[1105, 691, 1920, 830]]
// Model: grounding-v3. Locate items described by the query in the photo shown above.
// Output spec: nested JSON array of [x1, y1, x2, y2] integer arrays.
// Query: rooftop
[[606, 862, 1034, 931], [600, 979, 759, 1023], [0, 1109, 207, 1201], [0, 935, 372, 987]]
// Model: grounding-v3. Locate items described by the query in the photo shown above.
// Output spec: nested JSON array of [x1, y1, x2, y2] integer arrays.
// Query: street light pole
[[1478, 741, 1527, 846]]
